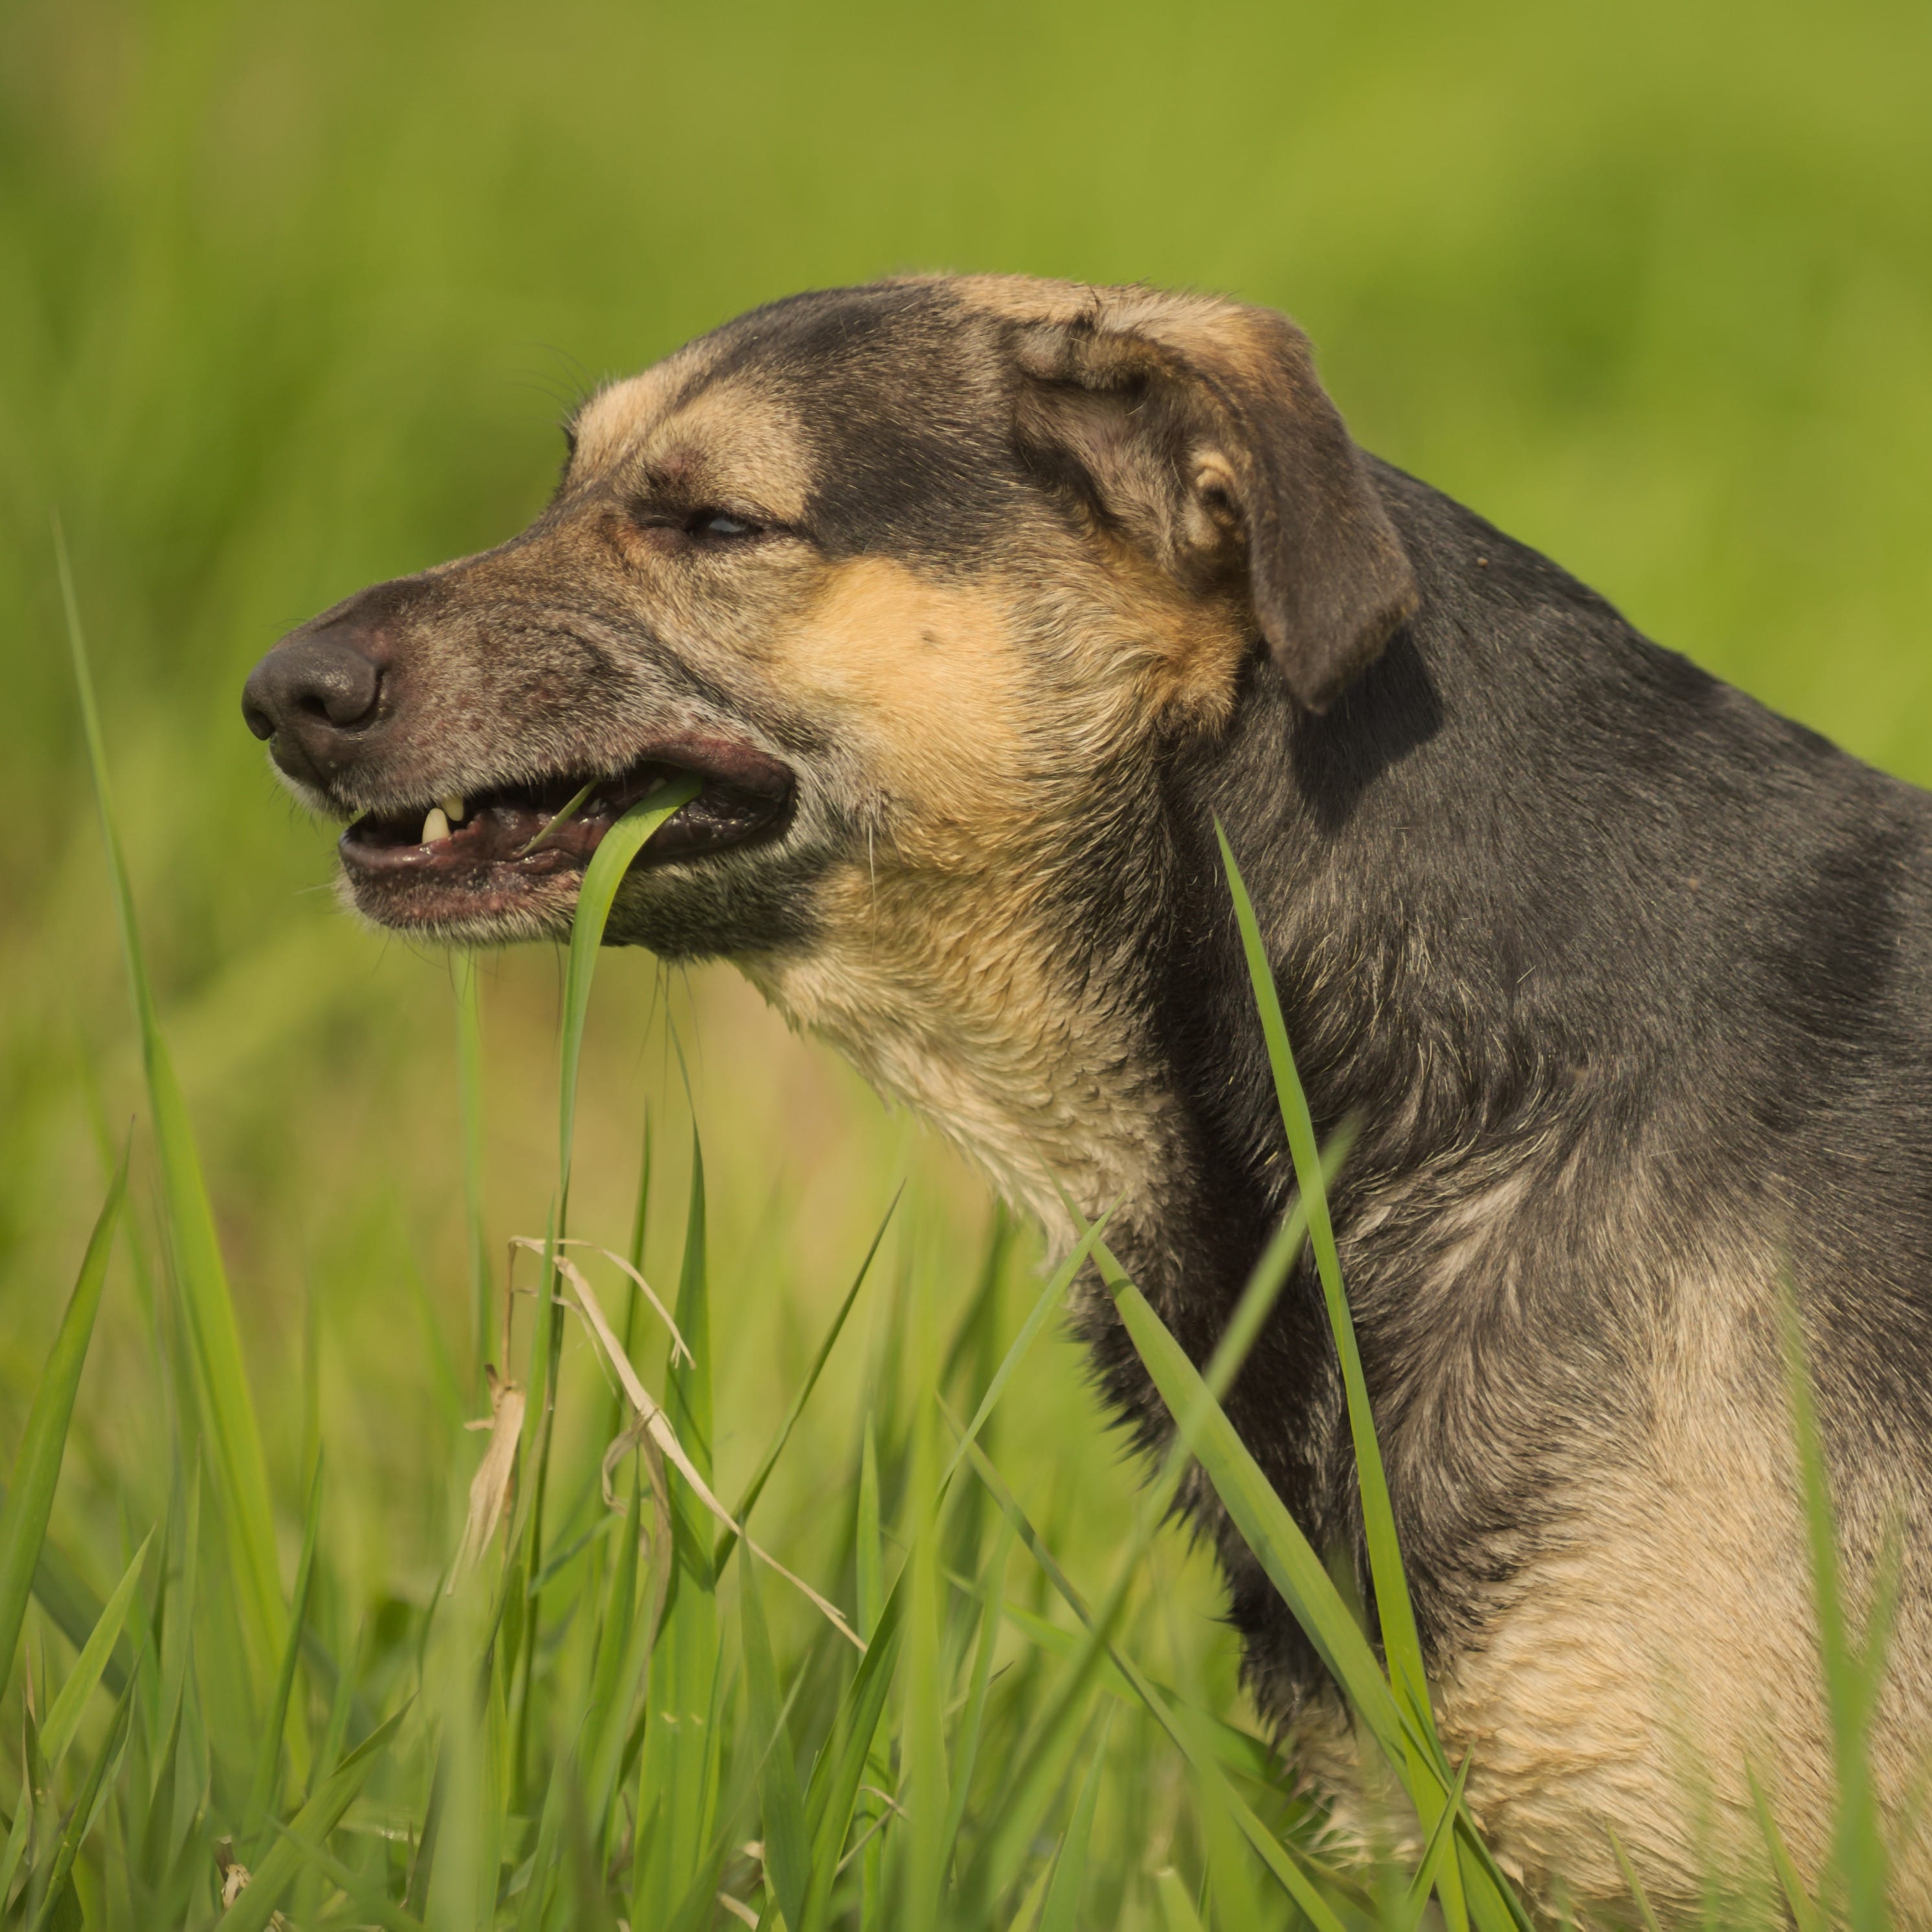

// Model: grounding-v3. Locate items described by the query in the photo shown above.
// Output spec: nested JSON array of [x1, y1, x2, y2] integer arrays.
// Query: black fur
[[1082, 455, 1932, 1717]]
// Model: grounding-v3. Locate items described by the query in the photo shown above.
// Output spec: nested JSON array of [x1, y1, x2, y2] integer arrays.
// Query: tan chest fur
[[740, 871, 1182, 1253]]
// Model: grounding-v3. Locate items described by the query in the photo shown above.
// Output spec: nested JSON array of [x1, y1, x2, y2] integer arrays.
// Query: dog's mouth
[[337, 737, 794, 927]]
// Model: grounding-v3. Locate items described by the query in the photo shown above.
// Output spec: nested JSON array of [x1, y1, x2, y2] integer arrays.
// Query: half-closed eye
[[688, 509, 759, 539]]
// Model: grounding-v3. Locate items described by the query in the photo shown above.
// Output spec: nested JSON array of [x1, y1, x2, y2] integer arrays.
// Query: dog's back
[[1151, 458, 1932, 1910]]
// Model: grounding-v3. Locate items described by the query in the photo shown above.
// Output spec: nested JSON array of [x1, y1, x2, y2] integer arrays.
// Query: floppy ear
[[1009, 298, 1416, 713]]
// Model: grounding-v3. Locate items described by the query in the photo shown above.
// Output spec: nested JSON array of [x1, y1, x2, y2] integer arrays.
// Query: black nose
[[242, 625, 386, 784]]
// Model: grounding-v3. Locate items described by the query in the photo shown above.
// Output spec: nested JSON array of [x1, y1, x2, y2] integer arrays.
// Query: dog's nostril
[[242, 631, 385, 747]]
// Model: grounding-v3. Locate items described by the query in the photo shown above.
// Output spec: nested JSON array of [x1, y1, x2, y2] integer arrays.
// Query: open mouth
[[337, 740, 794, 923]]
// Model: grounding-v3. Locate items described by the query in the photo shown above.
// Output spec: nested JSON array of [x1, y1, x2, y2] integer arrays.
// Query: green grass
[[0, 605, 1905, 1927], [2, 0, 1930, 1924]]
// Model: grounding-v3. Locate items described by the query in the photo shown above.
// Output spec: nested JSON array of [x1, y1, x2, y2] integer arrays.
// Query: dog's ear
[[1009, 298, 1416, 712]]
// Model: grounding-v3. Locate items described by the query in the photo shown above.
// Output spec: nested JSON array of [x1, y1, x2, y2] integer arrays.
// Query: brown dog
[[244, 276, 1932, 1918]]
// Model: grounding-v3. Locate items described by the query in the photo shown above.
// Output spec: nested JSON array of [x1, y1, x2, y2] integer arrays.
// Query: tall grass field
[[2, 1, 1929, 1924]]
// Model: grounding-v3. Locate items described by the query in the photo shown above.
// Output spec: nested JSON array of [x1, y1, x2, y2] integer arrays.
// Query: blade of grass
[[1605, 1823, 1667, 1932], [1010, 1858, 1055, 1932], [856, 1416, 884, 1645], [522, 775, 702, 1788], [902, 1374, 950, 1930], [741, 1551, 811, 1929], [1215, 824, 1474, 1926], [1038, 1709, 1111, 1932], [938, 1511, 1016, 1872], [1746, 1763, 1825, 1932], [584, 1489, 656, 1863], [453, 951, 491, 1388], [0, 1145, 128, 1701], [1165, 1691, 1270, 1932], [214, 1705, 409, 1932], [612, 1103, 656, 1446], [560, 1233, 862, 1643], [981, 1594, 1277, 1787], [0, 1709, 43, 1907], [713, 1187, 901, 1575], [800, 1581, 907, 1932], [512, 1753, 569, 1932], [516, 776, 601, 859], [38, 1526, 152, 1771], [508, 789, 694, 1795], [1028, 1190, 1522, 1916], [1153, 1865, 1208, 1932], [950, 1168, 1324, 1914], [633, 1145, 725, 1927], [1398, 1752, 1473, 1932], [668, 1128, 713, 1483], [266, 1817, 428, 1932], [557, 776, 701, 1198], [247, 1455, 324, 1828], [1780, 1289, 1889, 1932], [1092, 1244, 1528, 1927], [0, 1495, 134, 1702], [61, 529, 286, 1675], [143, 1470, 201, 1887], [936, 1206, 1116, 1498], [957, 1433, 1354, 1932], [23, 1679, 134, 1932]]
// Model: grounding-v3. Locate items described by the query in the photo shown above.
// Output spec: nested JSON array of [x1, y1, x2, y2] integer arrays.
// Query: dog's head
[[243, 276, 1413, 961]]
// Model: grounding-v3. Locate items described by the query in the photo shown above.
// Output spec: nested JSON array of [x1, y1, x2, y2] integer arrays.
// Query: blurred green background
[[1, 0, 1928, 1808]]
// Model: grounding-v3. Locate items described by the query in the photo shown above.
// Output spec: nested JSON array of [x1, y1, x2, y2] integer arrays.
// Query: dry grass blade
[[510, 1237, 691, 1364], [714, 1190, 898, 1576], [557, 1248, 864, 1649], [452, 1367, 526, 1585]]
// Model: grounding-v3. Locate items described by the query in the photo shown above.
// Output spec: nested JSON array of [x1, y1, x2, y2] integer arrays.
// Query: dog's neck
[[738, 853, 1200, 1266]]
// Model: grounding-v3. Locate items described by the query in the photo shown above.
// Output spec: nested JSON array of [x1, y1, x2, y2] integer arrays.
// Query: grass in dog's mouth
[[339, 752, 792, 879]]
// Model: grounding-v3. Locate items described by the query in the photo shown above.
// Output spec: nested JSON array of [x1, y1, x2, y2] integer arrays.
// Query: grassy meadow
[[2, 0, 1931, 1924]]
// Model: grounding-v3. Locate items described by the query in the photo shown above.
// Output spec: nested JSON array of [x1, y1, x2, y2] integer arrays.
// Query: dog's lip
[[337, 735, 795, 890]]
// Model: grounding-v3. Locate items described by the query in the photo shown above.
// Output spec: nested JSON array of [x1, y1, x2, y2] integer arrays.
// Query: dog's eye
[[686, 509, 758, 540]]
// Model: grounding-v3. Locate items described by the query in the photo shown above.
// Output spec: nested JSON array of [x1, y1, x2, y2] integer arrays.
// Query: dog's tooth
[[441, 795, 466, 822], [422, 807, 451, 844]]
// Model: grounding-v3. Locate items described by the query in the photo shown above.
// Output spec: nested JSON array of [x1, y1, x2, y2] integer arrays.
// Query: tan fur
[[949, 271, 1266, 366], [743, 890, 1181, 1253], [570, 352, 702, 471], [1294, 1252, 1932, 1922], [727, 552, 1193, 1244], [764, 557, 1039, 845], [634, 377, 818, 524]]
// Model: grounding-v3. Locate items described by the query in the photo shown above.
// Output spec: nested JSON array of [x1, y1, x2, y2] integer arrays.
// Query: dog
[[242, 275, 1932, 1917]]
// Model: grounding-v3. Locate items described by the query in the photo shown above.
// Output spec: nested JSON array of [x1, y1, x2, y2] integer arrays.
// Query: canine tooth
[[441, 795, 466, 822], [422, 807, 451, 844]]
